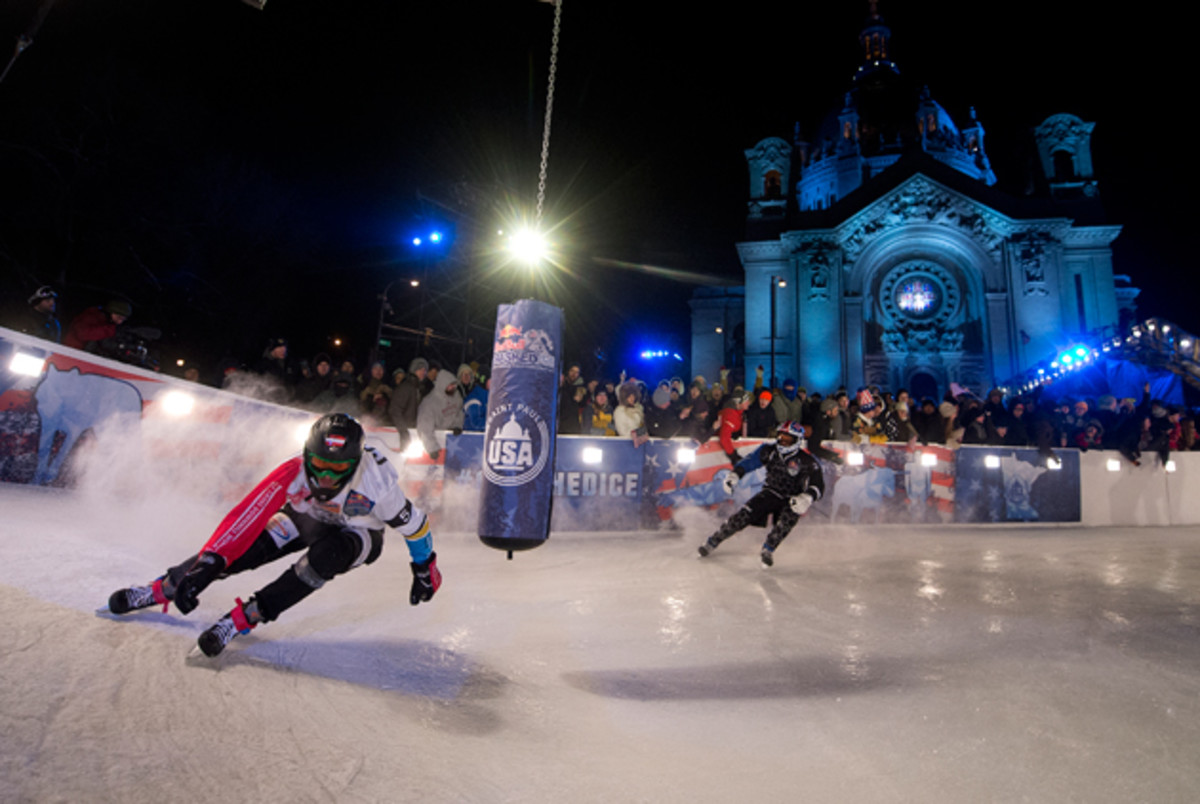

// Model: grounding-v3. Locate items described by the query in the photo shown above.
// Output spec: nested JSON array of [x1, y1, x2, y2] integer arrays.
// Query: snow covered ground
[[2, 481, 1199, 803]]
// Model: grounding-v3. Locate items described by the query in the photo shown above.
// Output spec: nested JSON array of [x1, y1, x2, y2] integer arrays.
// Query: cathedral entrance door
[[910, 372, 938, 403]]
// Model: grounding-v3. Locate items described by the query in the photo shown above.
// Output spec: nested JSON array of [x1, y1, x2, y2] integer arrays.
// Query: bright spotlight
[[847, 452, 864, 466], [9, 352, 46, 377], [429, 231, 442, 243], [676, 448, 695, 465], [1047, 457, 1062, 471], [582, 447, 603, 464], [1106, 459, 1121, 472], [984, 455, 1000, 469], [403, 437, 425, 459], [508, 228, 548, 265], [921, 452, 938, 467], [159, 390, 196, 418]]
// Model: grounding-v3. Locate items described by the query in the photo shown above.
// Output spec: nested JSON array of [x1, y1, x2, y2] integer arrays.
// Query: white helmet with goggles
[[775, 420, 805, 457]]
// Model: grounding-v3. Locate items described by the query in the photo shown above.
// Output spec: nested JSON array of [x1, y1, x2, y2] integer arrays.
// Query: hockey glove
[[789, 493, 814, 516], [722, 472, 739, 495], [174, 552, 226, 615], [410, 552, 441, 605]]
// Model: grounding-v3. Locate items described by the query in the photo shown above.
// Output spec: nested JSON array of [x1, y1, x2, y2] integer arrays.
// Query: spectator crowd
[[5, 285, 1195, 467]]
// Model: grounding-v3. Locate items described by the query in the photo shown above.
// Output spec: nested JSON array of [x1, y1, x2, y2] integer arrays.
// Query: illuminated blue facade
[[691, 7, 1133, 399]]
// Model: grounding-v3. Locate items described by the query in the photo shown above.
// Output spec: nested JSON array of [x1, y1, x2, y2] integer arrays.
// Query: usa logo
[[483, 402, 550, 487]]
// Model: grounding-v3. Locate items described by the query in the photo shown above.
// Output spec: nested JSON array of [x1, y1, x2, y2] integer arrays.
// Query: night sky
[[0, 0, 1186, 384]]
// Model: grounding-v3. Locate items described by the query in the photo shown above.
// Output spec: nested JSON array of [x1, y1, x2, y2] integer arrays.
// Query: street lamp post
[[769, 276, 786, 389]]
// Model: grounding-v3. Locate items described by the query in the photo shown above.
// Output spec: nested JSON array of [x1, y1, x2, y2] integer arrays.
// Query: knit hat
[[105, 299, 133, 318], [28, 286, 56, 305], [408, 357, 429, 374], [820, 398, 839, 413], [652, 387, 671, 408]]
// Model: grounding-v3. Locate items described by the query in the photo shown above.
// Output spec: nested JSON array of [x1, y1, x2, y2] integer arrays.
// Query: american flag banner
[[646, 437, 770, 523], [820, 441, 956, 523]]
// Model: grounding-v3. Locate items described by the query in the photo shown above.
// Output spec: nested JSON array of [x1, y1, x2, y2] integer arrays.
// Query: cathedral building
[[690, 5, 1135, 401]]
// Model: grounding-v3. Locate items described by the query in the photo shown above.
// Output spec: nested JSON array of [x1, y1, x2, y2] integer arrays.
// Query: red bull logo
[[496, 324, 526, 352]]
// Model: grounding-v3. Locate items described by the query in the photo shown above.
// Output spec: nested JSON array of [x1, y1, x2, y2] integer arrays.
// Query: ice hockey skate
[[104, 578, 169, 615], [760, 546, 775, 568], [195, 598, 257, 658], [697, 536, 720, 558]]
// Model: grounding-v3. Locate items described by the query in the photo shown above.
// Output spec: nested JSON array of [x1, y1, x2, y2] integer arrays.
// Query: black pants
[[708, 490, 801, 551], [166, 507, 383, 622]]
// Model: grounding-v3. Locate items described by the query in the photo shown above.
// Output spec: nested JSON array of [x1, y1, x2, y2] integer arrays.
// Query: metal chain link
[[535, 0, 562, 227]]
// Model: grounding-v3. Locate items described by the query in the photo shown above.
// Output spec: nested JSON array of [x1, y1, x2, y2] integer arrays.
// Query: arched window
[[1052, 150, 1076, 181], [764, 170, 782, 199]]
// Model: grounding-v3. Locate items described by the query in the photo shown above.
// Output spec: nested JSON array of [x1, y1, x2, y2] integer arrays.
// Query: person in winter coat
[[388, 358, 428, 434], [462, 370, 488, 432], [358, 361, 393, 423], [1002, 399, 1032, 446], [1072, 418, 1104, 451], [911, 397, 946, 445], [64, 299, 131, 351], [585, 388, 616, 436], [806, 397, 846, 464], [745, 390, 778, 438], [296, 353, 334, 405], [15, 286, 62, 343], [416, 369, 465, 460], [311, 372, 360, 415], [770, 379, 806, 426], [613, 380, 647, 445], [679, 382, 711, 442], [717, 391, 753, 463]]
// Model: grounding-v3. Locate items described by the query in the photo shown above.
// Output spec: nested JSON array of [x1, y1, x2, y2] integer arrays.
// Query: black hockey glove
[[409, 552, 442, 605], [174, 552, 226, 615]]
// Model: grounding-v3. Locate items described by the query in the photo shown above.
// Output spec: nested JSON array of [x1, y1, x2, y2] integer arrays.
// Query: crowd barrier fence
[[4, 326, 1199, 531]]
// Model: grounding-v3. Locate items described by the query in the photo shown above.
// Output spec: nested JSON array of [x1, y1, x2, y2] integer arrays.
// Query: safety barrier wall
[[4, 326, 1199, 530]]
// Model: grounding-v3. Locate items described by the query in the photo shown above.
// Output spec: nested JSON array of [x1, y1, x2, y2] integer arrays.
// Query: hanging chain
[[535, 0, 562, 228]]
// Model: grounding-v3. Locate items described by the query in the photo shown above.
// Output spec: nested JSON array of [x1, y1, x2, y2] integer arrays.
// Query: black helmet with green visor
[[304, 413, 364, 501]]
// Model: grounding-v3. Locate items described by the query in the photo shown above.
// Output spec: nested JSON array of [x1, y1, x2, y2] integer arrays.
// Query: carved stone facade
[[689, 7, 1131, 399]]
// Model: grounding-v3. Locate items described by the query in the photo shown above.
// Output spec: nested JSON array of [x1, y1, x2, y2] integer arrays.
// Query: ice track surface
[[2, 483, 1199, 803]]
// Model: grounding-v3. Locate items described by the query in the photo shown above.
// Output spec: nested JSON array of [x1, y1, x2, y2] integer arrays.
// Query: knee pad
[[304, 529, 370, 581]]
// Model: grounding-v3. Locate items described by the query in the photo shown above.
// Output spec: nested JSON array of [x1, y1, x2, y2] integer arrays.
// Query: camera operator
[[64, 299, 160, 369]]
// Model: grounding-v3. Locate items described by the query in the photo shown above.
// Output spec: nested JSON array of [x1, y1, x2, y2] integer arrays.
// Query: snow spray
[[478, 300, 562, 557]]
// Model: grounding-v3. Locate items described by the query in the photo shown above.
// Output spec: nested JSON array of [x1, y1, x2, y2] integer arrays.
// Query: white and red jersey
[[199, 446, 426, 566], [286, 445, 407, 529]]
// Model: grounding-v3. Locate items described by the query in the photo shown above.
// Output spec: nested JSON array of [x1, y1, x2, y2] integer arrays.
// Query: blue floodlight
[[638, 348, 683, 362]]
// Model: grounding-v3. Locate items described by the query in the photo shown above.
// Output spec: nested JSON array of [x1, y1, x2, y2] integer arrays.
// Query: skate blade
[[94, 605, 112, 616], [185, 644, 219, 666]]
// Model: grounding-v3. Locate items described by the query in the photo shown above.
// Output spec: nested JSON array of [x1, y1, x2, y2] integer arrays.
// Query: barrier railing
[[5, 326, 1199, 531]]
